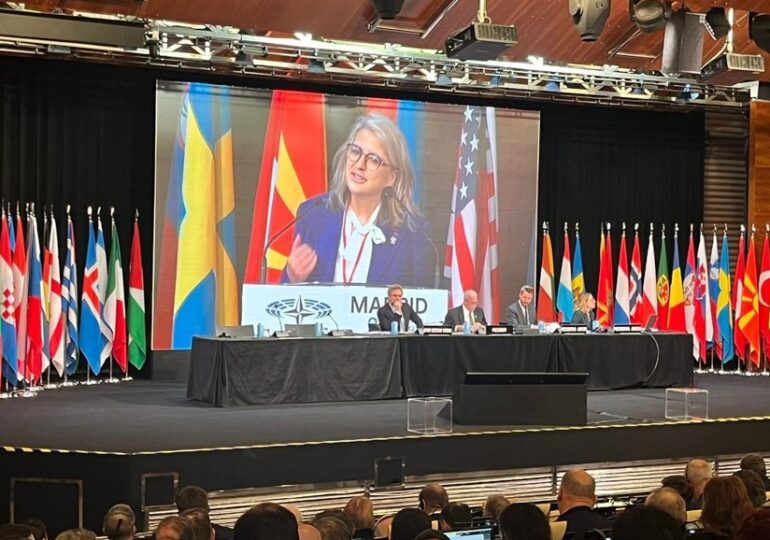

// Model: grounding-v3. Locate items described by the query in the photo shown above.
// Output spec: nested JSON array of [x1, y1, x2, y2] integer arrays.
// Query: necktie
[[525, 308, 529, 325], [470, 311, 475, 325]]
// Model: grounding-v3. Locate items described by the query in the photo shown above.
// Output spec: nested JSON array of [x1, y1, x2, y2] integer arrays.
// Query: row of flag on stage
[[536, 222, 770, 367], [0, 205, 147, 389]]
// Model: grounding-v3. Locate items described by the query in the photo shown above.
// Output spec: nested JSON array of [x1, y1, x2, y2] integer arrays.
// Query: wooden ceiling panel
[[14, 0, 770, 81]]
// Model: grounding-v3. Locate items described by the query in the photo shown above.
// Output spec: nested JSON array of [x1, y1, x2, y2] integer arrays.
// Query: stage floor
[[3, 373, 770, 453]]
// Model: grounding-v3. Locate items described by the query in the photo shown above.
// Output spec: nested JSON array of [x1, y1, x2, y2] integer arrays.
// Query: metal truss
[[0, 8, 753, 109]]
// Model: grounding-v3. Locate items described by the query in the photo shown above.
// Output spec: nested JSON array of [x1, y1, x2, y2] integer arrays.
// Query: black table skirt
[[188, 336, 402, 406], [188, 333, 694, 407]]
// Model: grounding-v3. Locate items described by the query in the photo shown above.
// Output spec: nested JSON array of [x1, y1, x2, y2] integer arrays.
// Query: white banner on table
[[242, 284, 450, 333]]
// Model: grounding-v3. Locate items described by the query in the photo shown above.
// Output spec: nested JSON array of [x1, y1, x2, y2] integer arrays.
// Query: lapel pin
[[390, 235, 397, 245]]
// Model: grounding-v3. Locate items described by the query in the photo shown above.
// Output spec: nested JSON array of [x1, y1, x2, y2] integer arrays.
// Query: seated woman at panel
[[282, 113, 433, 287], [570, 292, 596, 326]]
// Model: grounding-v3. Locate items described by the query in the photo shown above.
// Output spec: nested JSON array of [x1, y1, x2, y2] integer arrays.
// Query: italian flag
[[104, 217, 127, 373], [128, 218, 146, 370]]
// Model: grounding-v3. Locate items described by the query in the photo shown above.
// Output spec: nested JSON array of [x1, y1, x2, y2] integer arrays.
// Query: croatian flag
[[0, 213, 17, 386]]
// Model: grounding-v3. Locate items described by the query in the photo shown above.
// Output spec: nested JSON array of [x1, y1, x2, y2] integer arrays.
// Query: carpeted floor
[[1, 373, 769, 453]]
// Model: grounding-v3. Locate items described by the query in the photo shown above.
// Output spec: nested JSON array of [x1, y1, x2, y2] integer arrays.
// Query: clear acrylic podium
[[407, 397, 453, 434], [665, 388, 709, 421]]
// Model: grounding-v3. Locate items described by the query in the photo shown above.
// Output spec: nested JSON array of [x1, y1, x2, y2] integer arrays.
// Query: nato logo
[[266, 296, 333, 324]]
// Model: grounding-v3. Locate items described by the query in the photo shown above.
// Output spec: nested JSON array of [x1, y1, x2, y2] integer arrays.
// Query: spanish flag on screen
[[153, 83, 238, 349], [243, 90, 327, 284]]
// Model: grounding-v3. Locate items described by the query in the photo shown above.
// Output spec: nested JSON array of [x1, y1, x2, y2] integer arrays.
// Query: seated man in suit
[[504, 285, 535, 327], [443, 290, 487, 333], [377, 284, 423, 331]]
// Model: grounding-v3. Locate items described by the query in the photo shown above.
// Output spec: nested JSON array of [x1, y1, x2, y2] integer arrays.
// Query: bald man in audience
[[482, 494, 511, 521], [685, 459, 712, 510], [645, 487, 687, 523], [556, 470, 610, 536], [343, 497, 375, 539]]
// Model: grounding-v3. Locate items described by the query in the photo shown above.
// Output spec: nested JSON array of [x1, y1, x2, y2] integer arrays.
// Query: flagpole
[[18, 203, 37, 398], [764, 225, 770, 377]]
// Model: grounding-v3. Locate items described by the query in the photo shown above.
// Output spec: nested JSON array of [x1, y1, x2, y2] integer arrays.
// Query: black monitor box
[[453, 372, 588, 426]]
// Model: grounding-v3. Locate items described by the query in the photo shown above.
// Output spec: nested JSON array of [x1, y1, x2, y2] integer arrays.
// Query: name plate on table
[[242, 284, 449, 334], [613, 325, 641, 333], [561, 325, 587, 333], [420, 325, 452, 335]]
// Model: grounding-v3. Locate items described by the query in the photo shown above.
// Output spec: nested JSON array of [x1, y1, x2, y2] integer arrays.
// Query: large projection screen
[[153, 81, 540, 349]]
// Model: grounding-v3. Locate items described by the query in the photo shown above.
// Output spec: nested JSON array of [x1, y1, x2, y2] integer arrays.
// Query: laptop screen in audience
[[444, 528, 493, 540]]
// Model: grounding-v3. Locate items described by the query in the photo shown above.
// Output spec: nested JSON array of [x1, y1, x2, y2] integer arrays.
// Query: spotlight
[[234, 48, 250, 66], [705, 7, 731, 40], [370, 0, 404, 19], [629, 0, 671, 33], [750, 13, 770, 54], [307, 58, 326, 74], [544, 81, 560, 92], [569, 0, 611, 41]]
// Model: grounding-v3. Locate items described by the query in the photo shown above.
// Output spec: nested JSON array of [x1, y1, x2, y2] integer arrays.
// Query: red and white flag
[[47, 213, 64, 376], [640, 224, 658, 328], [629, 226, 643, 325], [444, 106, 500, 322]]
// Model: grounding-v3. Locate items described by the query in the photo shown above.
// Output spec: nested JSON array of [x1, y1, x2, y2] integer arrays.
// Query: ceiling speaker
[[370, 0, 405, 19]]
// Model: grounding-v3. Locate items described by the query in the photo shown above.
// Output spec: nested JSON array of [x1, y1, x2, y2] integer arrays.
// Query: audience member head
[[497, 503, 549, 540], [740, 455, 768, 479], [734, 470, 767, 508], [235, 503, 299, 540], [418, 484, 449, 514], [439, 502, 471, 531], [482, 494, 511, 520], [175, 486, 210, 513], [685, 459, 712, 498], [660, 475, 693, 506], [611, 506, 682, 540], [389, 509, 431, 540], [297, 524, 321, 540], [283, 505, 304, 526], [21, 520, 47, 540], [645, 487, 686, 523], [0, 525, 35, 540], [700, 476, 754, 538], [53, 531, 94, 540], [414, 532, 449, 540], [343, 496, 375, 531], [557, 469, 597, 513], [156, 516, 194, 540], [735, 507, 770, 540], [180, 509, 214, 540], [311, 516, 352, 540], [103, 504, 136, 540]]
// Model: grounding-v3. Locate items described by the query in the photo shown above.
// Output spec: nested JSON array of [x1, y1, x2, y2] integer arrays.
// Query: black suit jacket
[[377, 302, 423, 331], [556, 506, 611, 537], [443, 305, 487, 327]]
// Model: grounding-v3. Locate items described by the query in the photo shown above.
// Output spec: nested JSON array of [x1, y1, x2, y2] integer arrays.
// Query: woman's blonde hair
[[574, 292, 594, 311], [327, 113, 420, 230]]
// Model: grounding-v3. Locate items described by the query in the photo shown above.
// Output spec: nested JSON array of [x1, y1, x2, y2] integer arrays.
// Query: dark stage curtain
[[538, 105, 705, 294], [0, 55, 156, 375]]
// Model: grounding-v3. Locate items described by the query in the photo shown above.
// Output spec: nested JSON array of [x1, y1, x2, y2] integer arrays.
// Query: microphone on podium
[[382, 186, 441, 289], [260, 198, 323, 283]]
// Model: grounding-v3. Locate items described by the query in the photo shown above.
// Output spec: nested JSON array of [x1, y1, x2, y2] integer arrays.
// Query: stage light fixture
[[234, 48, 250, 66], [750, 13, 770, 54], [629, 0, 671, 33], [307, 58, 326, 74], [705, 7, 731, 40], [569, 0, 611, 42], [370, 0, 404, 19]]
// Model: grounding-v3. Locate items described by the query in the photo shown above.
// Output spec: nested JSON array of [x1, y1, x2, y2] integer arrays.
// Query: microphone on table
[[260, 198, 323, 283], [382, 186, 441, 289]]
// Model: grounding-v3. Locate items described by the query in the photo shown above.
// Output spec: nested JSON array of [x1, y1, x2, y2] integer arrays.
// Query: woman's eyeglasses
[[346, 143, 392, 172]]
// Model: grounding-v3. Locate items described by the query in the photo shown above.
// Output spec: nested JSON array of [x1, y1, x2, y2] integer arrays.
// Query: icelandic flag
[[62, 215, 79, 375], [80, 218, 102, 375], [556, 226, 573, 322], [96, 216, 112, 366], [717, 232, 734, 362], [0, 214, 17, 386], [613, 228, 631, 325]]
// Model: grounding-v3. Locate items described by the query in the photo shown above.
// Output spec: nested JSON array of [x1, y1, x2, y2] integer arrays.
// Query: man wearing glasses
[[282, 113, 433, 287]]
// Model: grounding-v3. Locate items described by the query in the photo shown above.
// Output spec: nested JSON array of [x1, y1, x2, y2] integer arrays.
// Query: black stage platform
[[3, 374, 770, 534]]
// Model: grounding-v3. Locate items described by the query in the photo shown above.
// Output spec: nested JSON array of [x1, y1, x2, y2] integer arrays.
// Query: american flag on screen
[[444, 106, 500, 323]]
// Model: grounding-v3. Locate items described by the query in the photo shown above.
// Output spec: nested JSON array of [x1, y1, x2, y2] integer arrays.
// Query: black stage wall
[[0, 55, 705, 371]]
